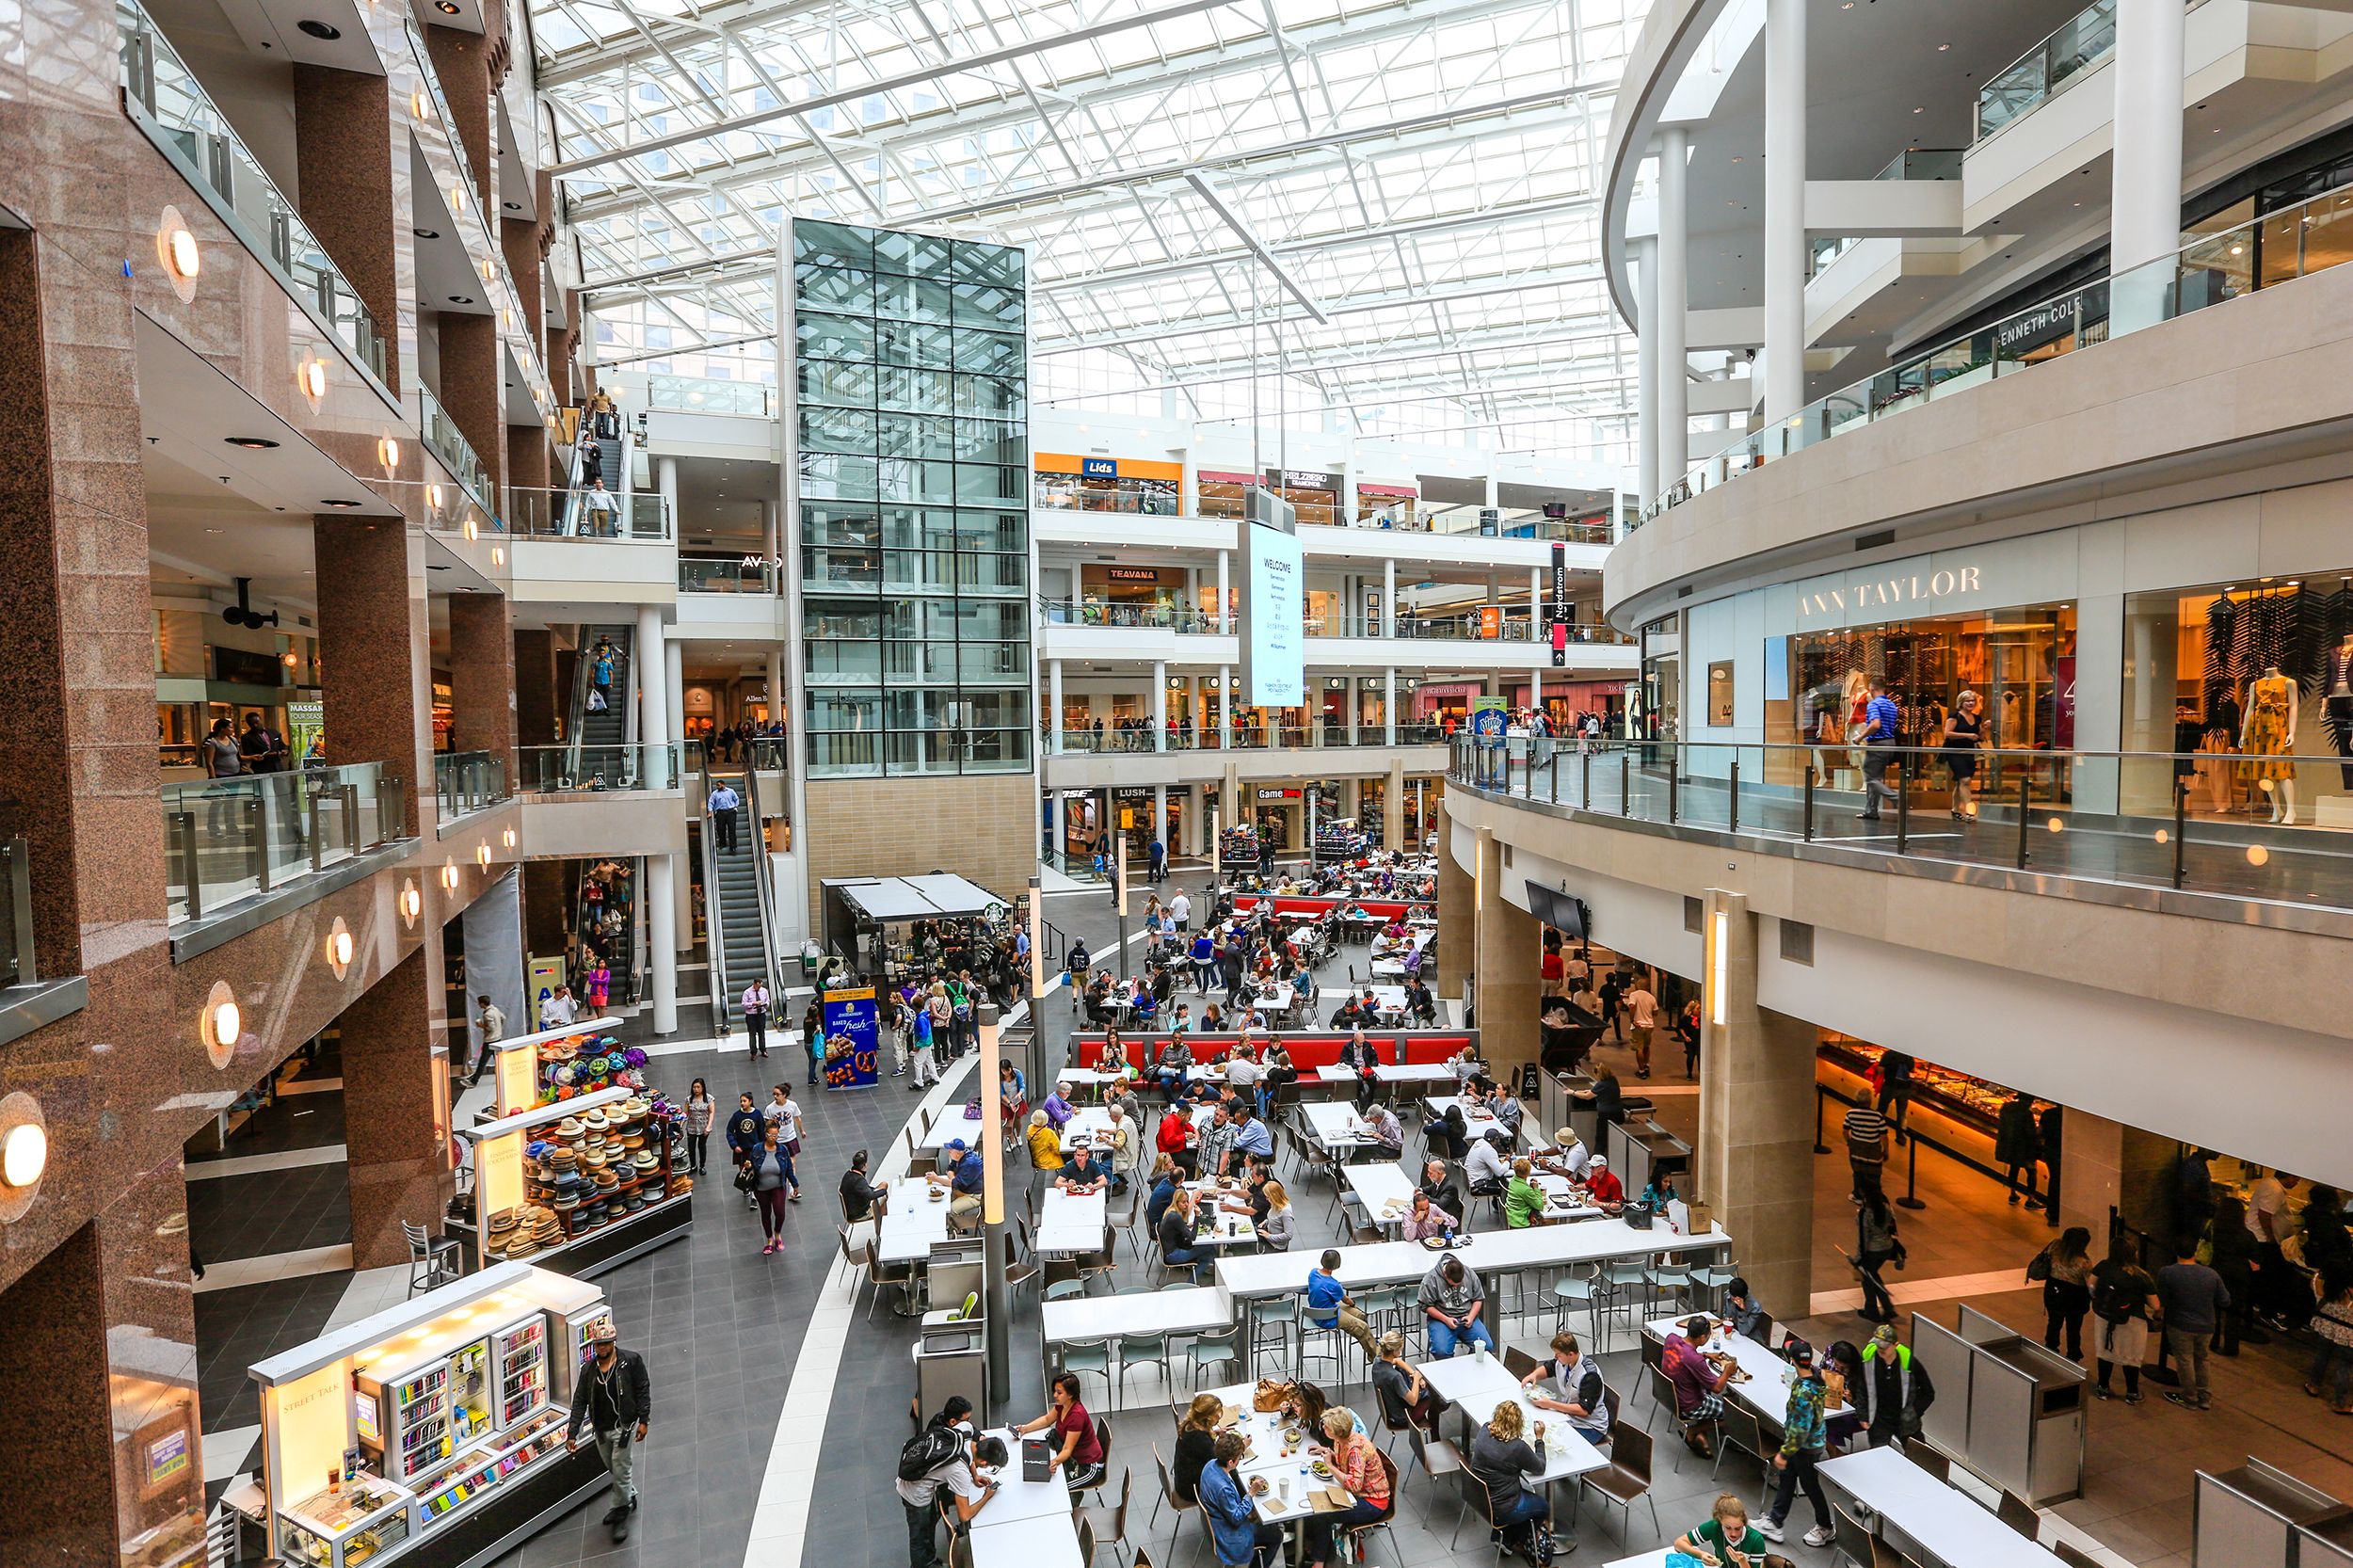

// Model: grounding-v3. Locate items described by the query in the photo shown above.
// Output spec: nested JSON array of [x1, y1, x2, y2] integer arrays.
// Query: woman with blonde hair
[[1257, 1178, 1295, 1253], [1171, 1392, 1227, 1503], [1305, 1407, 1389, 1568], [1025, 1108, 1064, 1204], [1467, 1399, 1553, 1563], [1942, 689, 1986, 821]]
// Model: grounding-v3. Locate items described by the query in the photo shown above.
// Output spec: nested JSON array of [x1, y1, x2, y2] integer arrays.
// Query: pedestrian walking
[[741, 976, 772, 1058], [708, 777, 742, 853], [1148, 835, 1166, 882], [566, 1322, 650, 1543], [2030, 1226, 2094, 1361], [741, 1122, 796, 1254], [466, 993, 506, 1086], [803, 1000, 824, 1087], [682, 1078, 714, 1173], [1754, 1344, 1834, 1547], [2158, 1240, 2230, 1411]]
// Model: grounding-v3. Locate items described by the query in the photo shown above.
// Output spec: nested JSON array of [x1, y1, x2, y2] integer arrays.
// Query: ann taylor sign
[[1795, 565, 1982, 623]]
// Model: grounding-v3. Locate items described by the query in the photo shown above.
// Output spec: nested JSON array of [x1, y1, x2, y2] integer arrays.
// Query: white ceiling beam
[[1182, 171, 1329, 326]]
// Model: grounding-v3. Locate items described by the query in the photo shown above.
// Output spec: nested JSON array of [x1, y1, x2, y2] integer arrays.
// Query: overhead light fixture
[[447, 295, 475, 306], [227, 436, 280, 450], [400, 878, 423, 926], [441, 860, 460, 889], [463, 517, 479, 541], [0, 1121, 47, 1192], [491, 545, 506, 567], [434, 0, 458, 10], [1708, 909, 1729, 1027], [479, 257, 495, 282], [296, 19, 341, 38], [322, 498, 361, 508], [414, 227, 440, 240], [426, 483, 444, 510], [475, 842, 491, 868], [159, 213, 200, 285], [325, 916, 355, 978], [411, 88, 429, 120], [450, 185, 467, 215], [501, 826, 517, 850], [200, 980, 242, 1068]]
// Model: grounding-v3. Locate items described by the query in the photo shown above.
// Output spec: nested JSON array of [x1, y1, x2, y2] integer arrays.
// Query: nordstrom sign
[[1796, 565, 1982, 622]]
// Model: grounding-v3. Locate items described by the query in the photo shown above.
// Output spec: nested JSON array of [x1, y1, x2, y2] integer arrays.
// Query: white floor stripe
[[756, 1016, 1008, 1568], [1808, 1265, 2037, 1317], [185, 1144, 348, 1180], [193, 1244, 355, 1293], [203, 1424, 261, 1485]]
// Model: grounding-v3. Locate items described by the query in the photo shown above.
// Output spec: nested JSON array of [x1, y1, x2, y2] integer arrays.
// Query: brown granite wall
[[342, 942, 453, 1269], [515, 628, 559, 745], [313, 516, 431, 836], [293, 64, 399, 394], [524, 858, 569, 958], [422, 25, 495, 212], [447, 591, 519, 782], [437, 310, 506, 497], [0, 1225, 123, 1567], [803, 774, 1036, 930], [507, 423, 552, 493]]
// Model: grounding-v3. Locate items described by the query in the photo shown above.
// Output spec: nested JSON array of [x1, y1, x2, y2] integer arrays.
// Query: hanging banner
[[1550, 541, 1570, 667], [1471, 696, 1509, 745], [820, 986, 880, 1090], [1239, 520, 1305, 707]]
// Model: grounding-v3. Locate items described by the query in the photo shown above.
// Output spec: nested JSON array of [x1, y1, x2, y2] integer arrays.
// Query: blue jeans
[[1428, 1316, 1494, 1357], [1493, 1488, 1547, 1543], [1165, 1246, 1209, 1284]]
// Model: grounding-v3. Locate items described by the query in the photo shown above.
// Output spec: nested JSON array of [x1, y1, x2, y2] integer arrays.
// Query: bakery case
[[246, 1264, 613, 1568]]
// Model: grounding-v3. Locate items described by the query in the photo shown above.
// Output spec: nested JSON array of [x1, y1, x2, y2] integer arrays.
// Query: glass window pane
[[878, 319, 956, 370], [797, 264, 873, 315], [806, 729, 883, 776], [798, 407, 875, 456], [805, 640, 884, 681], [952, 328, 1023, 376], [799, 359, 874, 408], [880, 506, 961, 551], [877, 457, 955, 504], [802, 546, 880, 585], [953, 420, 1025, 463], [878, 366, 954, 414], [952, 281, 1025, 329], [883, 548, 959, 592], [793, 220, 872, 271], [952, 240, 1024, 289], [955, 510, 1027, 552], [876, 413, 958, 460], [802, 505, 881, 549], [955, 552, 1027, 593], [874, 228, 952, 278], [955, 372, 1026, 420], [797, 312, 873, 362], [955, 462, 1024, 504], [797, 452, 878, 501], [874, 274, 953, 324]]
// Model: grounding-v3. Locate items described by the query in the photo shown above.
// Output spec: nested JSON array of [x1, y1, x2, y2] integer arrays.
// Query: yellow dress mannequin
[[2240, 668, 2298, 823]]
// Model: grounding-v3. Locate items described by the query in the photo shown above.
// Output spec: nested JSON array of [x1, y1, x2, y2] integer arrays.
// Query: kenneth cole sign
[[1796, 565, 1983, 622]]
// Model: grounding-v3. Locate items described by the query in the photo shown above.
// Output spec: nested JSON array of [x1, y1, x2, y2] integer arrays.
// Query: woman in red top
[[1016, 1371, 1106, 1490], [1158, 1105, 1196, 1178]]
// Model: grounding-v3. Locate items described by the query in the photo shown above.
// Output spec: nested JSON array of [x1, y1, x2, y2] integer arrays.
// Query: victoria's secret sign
[[1796, 565, 1983, 622]]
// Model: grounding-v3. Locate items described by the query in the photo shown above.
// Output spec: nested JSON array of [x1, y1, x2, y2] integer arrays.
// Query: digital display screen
[[1241, 521, 1305, 709]]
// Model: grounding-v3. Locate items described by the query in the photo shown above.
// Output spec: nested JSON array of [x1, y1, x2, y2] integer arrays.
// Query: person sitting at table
[[1662, 1316, 1734, 1457], [1582, 1154, 1624, 1209], [1263, 1041, 1298, 1106], [1168, 1003, 1193, 1037], [1197, 1100, 1240, 1180], [839, 1148, 884, 1224], [1094, 1026, 1128, 1080], [1304, 1248, 1380, 1356], [1675, 1493, 1770, 1568], [1099, 1101, 1135, 1193], [1371, 1331, 1451, 1428], [1504, 1158, 1551, 1228], [1523, 1331, 1612, 1444], [1152, 1036, 1194, 1101], [1418, 1254, 1495, 1356], [1329, 993, 1368, 1031], [1305, 1407, 1391, 1568], [1289, 965, 1316, 1009], [1199, 1430, 1285, 1568], [1416, 1160, 1464, 1223], [1224, 1045, 1264, 1118], [1131, 984, 1160, 1027], [1337, 1028, 1382, 1109], [1057, 1144, 1107, 1194], [1014, 1370, 1107, 1492], [1157, 1104, 1196, 1178], [1641, 1170, 1680, 1212], [1197, 1001, 1225, 1033], [1040, 1079, 1079, 1132], [1256, 1176, 1295, 1253], [1401, 942, 1425, 979], [1145, 1153, 1180, 1231], [1082, 972, 1117, 1029], [1432, 1100, 1470, 1161], [922, 1138, 985, 1234], [1366, 1102, 1405, 1154], [1576, 1063, 1625, 1128], [1545, 1128, 1592, 1182], [1401, 1189, 1458, 1241], [1465, 1128, 1511, 1200], [1160, 1187, 1212, 1284], [1446, 1045, 1482, 1086], [1468, 1400, 1552, 1565], [1487, 1080, 1526, 1139], [1172, 1394, 1228, 1505], [1232, 1106, 1276, 1167], [1024, 1109, 1064, 1194]]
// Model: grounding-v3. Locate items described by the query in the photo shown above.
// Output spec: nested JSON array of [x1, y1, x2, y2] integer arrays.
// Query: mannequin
[[2240, 665, 2299, 824], [2328, 632, 2353, 790]]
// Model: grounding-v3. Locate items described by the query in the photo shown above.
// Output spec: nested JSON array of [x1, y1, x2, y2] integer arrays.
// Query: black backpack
[[898, 1425, 963, 1482]]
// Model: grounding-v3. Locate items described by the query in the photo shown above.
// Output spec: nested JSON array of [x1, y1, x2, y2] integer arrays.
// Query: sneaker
[[2123, 1390, 2144, 1403], [1803, 1526, 1836, 1548], [1754, 1520, 1786, 1544], [2164, 1391, 2199, 1409], [601, 1506, 628, 1526]]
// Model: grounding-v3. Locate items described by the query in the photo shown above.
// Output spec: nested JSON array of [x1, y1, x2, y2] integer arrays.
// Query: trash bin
[[799, 939, 821, 981]]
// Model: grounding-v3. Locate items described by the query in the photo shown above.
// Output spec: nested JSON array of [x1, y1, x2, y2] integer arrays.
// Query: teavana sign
[[1795, 565, 1982, 623]]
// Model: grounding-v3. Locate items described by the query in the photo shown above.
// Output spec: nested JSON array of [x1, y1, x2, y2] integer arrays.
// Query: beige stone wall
[[803, 774, 1038, 928]]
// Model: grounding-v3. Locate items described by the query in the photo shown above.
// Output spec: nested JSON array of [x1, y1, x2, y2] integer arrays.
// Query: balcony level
[[1043, 732, 1450, 792]]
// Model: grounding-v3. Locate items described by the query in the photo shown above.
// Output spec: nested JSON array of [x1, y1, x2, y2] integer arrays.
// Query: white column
[[1050, 659, 1065, 753], [636, 605, 670, 786], [1635, 236, 1660, 505], [1188, 676, 1201, 744], [760, 496, 778, 579], [765, 648, 784, 730], [1384, 557, 1397, 638], [647, 852, 678, 1034], [1529, 567, 1543, 639], [1657, 126, 1690, 482], [1219, 664, 1234, 749], [664, 638, 685, 747], [1763, 0, 1807, 423], [2111, 0, 2186, 332], [1216, 549, 1231, 632], [1153, 660, 1168, 750], [1046, 791, 1062, 862], [1531, 665, 1543, 723], [1385, 667, 1398, 744], [1180, 445, 1200, 517], [1348, 680, 1360, 744]]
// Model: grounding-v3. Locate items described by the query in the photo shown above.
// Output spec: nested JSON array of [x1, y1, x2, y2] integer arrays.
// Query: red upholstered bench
[[1073, 1032, 1473, 1071], [1229, 895, 1417, 923]]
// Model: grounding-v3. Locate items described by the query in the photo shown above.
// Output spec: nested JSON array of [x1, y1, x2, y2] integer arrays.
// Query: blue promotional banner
[[820, 986, 880, 1091]]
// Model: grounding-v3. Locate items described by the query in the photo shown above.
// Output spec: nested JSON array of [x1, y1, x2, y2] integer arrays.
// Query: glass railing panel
[[508, 488, 672, 539], [433, 750, 507, 822], [162, 763, 401, 925], [643, 374, 776, 416], [415, 386, 503, 528], [680, 556, 777, 593], [518, 743, 685, 793]]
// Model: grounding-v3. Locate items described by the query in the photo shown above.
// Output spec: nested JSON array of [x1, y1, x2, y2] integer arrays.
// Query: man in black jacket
[[568, 1321, 651, 1540]]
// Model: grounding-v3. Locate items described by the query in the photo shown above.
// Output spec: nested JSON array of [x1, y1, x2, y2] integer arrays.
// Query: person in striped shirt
[[1844, 1101, 1889, 1202]]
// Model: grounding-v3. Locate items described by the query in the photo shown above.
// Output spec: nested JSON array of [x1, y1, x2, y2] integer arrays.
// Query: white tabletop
[[1056, 1106, 1116, 1153], [1598, 1554, 1673, 1568], [1418, 1352, 1520, 1405], [1040, 1284, 1234, 1344], [1195, 1384, 1370, 1528], [1642, 1316, 1849, 1423], [1187, 1209, 1259, 1249], [1312, 1063, 1458, 1086], [1819, 1446, 2066, 1568], [1033, 1187, 1109, 1256], [920, 1105, 992, 1148], [1344, 1162, 1418, 1225], [968, 1503, 1080, 1568], [969, 1428, 1077, 1526], [1436, 1379, 1611, 1482], [877, 1176, 953, 1264], [1213, 1218, 1728, 1299], [1301, 1101, 1382, 1149]]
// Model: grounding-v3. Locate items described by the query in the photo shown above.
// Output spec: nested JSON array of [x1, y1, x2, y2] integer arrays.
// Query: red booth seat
[[1229, 895, 1418, 922], [1072, 1032, 1473, 1072]]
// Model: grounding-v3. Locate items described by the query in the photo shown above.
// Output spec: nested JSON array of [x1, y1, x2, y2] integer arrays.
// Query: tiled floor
[[189, 1161, 352, 1263]]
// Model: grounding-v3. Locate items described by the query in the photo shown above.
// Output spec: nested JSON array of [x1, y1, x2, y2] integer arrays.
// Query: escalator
[[698, 761, 778, 1032], [570, 623, 633, 786]]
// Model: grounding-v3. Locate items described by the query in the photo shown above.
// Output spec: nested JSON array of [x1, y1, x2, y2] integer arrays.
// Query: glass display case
[[493, 1317, 548, 1430], [277, 1479, 413, 1568]]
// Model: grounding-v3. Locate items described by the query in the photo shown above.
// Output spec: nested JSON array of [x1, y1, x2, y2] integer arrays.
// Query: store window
[[1638, 613, 1680, 756], [1076, 565, 1187, 627], [1355, 484, 1418, 529], [1269, 469, 1341, 529], [1197, 471, 1254, 521], [2120, 577, 2353, 822], [1032, 454, 1180, 515]]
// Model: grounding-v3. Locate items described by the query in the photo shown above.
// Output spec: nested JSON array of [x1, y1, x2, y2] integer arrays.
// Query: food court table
[[877, 1176, 953, 1264], [1344, 1163, 1418, 1227], [1040, 1285, 1235, 1346], [1300, 1101, 1383, 1151], [1641, 1316, 1849, 1428], [1818, 1445, 2067, 1568], [1213, 1218, 1728, 1301], [968, 1427, 1082, 1568], [1316, 1063, 1459, 1089], [1033, 1186, 1108, 1256], [1426, 1355, 1611, 1484], [1195, 1384, 1358, 1533], [1426, 1095, 1536, 1148]]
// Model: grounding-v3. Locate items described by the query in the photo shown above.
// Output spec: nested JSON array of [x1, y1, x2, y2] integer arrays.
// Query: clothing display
[[2239, 672, 2297, 787]]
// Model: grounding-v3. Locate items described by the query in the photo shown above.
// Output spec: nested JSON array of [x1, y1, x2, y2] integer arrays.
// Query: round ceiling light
[[227, 436, 280, 450], [1, 1122, 46, 1191], [400, 878, 423, 927], [378, 436, 401, 470], [157, 206, 201, 301], [297, 19, 341, 38], [299, 359, 328, 400], [200, 979, 242, 1068], [414, 227, 440, 240]]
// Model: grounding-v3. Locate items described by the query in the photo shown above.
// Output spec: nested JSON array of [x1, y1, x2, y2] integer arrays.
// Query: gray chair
[[1116, 1333, 1171, 1400], [1187, 1327, 1241, 1393], [1146, 1444, 1201, 1561], [1247, 1295, 1299, 1373], [1057, 1337, 1114, 1405], [1579, 1422, 1659, 1541], [403, 1221, 461, 1298]]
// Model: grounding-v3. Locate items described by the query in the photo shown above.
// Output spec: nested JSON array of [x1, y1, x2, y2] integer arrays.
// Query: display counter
[[453, 1084, 693, 1279], [477, 1017, 625, 1120], [248, 1264, 615, 1568], [1817, 1036, 2050, 1145]]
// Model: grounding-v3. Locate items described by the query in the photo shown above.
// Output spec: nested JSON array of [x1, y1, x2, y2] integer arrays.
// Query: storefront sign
[[821, 987, 880, 1091], [147, 1430, 190, 1489], [1257, 787, 1302, 801], [1355, 483, 1417, 499], [1995, 295, 2081, 357], [1478, 604, 1502, 639], [1549, 541, 1570, 667], [1198, 470, 1258, 486], [1275, 469, 1340, 491], [1105, 567, 1161, 584], [1082, 457, 1118, 477], [1794, 565, 1983, 623]]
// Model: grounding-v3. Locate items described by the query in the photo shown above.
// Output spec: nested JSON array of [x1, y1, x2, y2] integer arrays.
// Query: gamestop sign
[[1240, 520, 1305, 708]]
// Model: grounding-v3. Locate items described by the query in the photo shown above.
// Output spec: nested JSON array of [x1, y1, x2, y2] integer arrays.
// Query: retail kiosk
[[451, 1084, 692, 1279], [245, 1263, 613, 1568], [475, 1017, 625, 1120]]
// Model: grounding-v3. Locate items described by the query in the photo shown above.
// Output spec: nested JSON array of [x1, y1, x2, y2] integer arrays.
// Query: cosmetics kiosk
[[245, 1263, 614, 1568], [451, 1083, 693, 1279]]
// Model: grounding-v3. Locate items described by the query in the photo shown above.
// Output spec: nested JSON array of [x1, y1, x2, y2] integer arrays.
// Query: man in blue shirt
[[707, 779, 742, 852], [1147, 836, 1166, 883], [1232, 1112, 1274, 1163], [1305, 1249, 1380, 1357], [1198, 1431, 1284, 1566], [1858, 680, 1903, 822], [923, 1138, 985, 1234]]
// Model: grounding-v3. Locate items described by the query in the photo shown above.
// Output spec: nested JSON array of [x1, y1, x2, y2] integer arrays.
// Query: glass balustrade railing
[[1033, 484, 1184, 516], [0, 839, 33, 992], [1977, 0, 2117, 139], [1874, 148, 1962, 182], [680, 556, 777, 594], [163, 762, 404, 925], [508, 488, 671, 539], [643, 374, 776, 417], [1453, 736, 2353, 910], [117, 0, 388, 383], [433, 750, 507, 822], [1048, 722, 1449, 754], [518, 744, 690, 794], [1417, 505, 1615, 545], [1039, 600, 1229, 632], [416, 386, 504, 529], [1641, 177, 2353, 526]]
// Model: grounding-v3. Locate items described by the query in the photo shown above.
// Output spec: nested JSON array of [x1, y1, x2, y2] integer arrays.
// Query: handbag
[[1624, 1200, 1655, 1231], [733, 1165, 755, 1192], [1252, 1379, 1298, 1414], [2026, 1247, 2053, 1283]]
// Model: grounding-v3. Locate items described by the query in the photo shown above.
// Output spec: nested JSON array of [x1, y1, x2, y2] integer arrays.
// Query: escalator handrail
[[693, 744, 731, 1031], [738, 758, 781, 993], [562, 632, 592, 786]]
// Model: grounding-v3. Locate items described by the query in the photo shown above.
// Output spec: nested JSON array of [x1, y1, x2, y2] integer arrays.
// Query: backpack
[[2091, 1271, 2135, 1324], [898, 1425, 964, 1482]]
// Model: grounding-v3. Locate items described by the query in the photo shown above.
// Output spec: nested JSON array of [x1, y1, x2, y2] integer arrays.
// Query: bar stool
[[1248, 1295, 1300, 1374]]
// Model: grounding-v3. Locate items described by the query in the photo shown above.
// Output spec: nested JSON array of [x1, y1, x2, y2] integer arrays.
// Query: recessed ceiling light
[[322, 499, 361, 508], [435, 0, 459, 10], [448, 295, 474, 305], [297, 19, 340, 38], [226, 436, 280, 450], [1913, 106, 1924, 114], [204, 527, 225, 535], [503, 200, 521, 211], [414, 228, 440, 239], [1936, 42, 1950, 50]]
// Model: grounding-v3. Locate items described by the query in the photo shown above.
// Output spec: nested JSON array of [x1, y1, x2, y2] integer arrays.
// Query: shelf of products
[[1817, 1035, 2049, 1140], [280, 1480, 412, 1568], [497, 1092, 690, 1257], [495, 1320, 547, 1429]]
